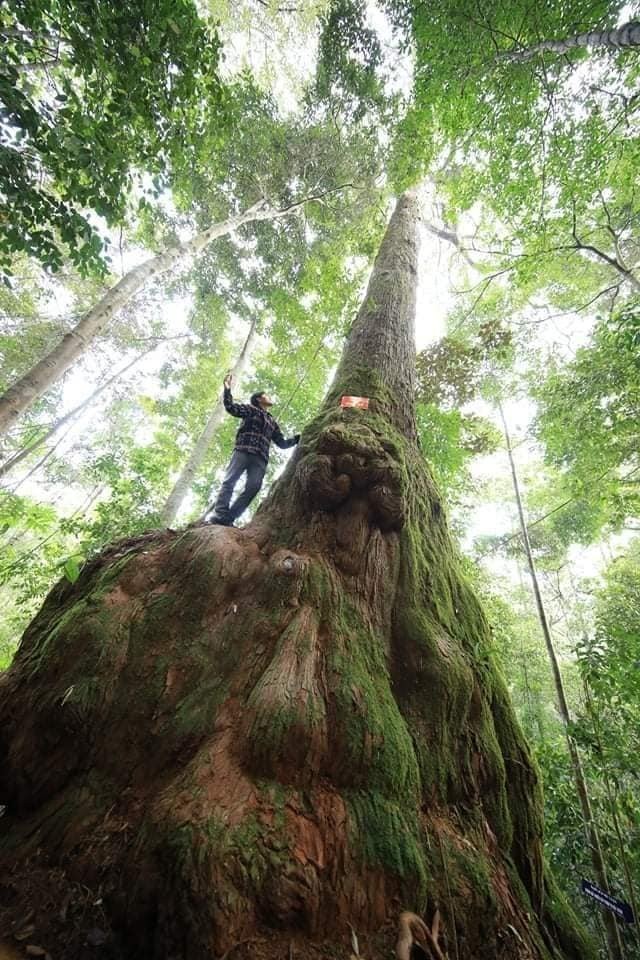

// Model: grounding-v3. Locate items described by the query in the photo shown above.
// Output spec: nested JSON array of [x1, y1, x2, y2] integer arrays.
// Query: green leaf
[[63, 557, 81, 583]]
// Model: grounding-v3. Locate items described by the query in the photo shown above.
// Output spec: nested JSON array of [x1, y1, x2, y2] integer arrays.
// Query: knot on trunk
[[368, 483, 405, 531], [270, 550, 307, 578], [296, 454, 352, 509], [295, 423, 406, 531]]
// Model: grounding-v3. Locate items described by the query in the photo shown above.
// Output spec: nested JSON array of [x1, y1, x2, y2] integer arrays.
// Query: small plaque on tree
[[581, 879, 635, 923], [340, 396, 370, 410]]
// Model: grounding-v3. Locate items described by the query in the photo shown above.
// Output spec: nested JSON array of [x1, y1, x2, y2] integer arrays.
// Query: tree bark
[[0, 199, 300, 439], [498, 401, 625, 960], [500, 21, 640, 62], [160, 317, 259, 526], [0, 345, 157, 479], [0, 195, 595, 960]]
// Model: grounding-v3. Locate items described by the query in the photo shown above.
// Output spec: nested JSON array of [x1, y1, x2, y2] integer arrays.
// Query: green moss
[[473, 698, 512, 848], [346, 790, 428, 904], [94, 554, 133, 592], [22, 598, 91, 675], [439, 834, 497, 911], [301, 367, 405, 454], [329, 597, 421, 799], [156, 782, 295, 902], [543, 873, 598, 960], [305, 558, 336, 609], [165, 822, 199, 877], [171, 677, 228, 738], [490, 668, 546, 906], [392, 602, 474, 800], [59, 674, 103, 719]]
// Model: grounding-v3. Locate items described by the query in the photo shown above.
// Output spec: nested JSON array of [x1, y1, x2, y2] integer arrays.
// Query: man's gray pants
[[211, 450, 266, 522]]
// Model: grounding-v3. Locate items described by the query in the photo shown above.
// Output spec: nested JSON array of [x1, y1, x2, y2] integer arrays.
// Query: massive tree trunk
[[160, 316, 259, 526], [0, 194, 593, 960], [0, 198, 298, 440]]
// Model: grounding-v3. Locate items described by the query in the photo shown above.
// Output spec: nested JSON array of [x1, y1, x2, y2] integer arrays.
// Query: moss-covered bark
[[0, 195, 595, 960]]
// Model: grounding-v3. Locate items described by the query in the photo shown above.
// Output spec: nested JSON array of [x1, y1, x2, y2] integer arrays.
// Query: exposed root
[[395, 911, 446, 960]]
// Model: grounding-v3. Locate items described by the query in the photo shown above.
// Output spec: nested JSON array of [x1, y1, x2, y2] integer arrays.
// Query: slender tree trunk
[[500, 21, 640, 62], [0, 195, 595, 960], [9, 419, 77, 492], [0, 345, 157, 479], [564, 585, 640, 947], [498, 401, 625, 960], [160, 318, 259, 526], [581, 677, 640, 950], [0, 198, 299, 438]]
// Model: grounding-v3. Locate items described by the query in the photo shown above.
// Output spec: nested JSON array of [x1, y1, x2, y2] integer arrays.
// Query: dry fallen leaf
[[13, 926, 35, 942], [25, 947, 47, 957], [85, 928, 108, 947]]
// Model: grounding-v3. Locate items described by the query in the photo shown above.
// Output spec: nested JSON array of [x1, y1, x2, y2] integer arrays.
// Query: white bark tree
[[0, 345, 159, 480], [0, 197, 313, 439], [500, 20, 640, 62]]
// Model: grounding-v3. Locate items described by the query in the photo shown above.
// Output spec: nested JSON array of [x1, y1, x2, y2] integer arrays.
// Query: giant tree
[[0, 193, 592, 959]]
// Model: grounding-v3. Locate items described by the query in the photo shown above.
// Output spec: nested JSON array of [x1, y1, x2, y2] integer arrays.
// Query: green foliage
[[387, 0, 630, 200], [577, 541, 640, 791], [315, 0, 386, 120], [417, 320, 513, 408], [0, 0, 225, 274], [378, 0, 640, 339], [415, 320, 510, 502], [535, 303, 640, 533], [0, 489, 79, 663], [417, 403, 500, 502]]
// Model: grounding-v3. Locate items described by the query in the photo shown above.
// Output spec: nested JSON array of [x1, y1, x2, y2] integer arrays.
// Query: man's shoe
[[208, 514, 234, 527]]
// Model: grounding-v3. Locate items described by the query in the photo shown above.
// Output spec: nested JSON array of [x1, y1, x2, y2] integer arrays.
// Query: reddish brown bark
[[0, 195, 593, 960]]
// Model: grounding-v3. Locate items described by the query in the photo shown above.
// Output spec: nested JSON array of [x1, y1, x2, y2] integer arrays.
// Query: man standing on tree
[[204, 373, 300, 526]]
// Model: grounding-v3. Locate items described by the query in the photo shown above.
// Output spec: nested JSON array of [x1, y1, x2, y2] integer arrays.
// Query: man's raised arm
[[272, 423, 300, 449], [222, 373, 252, 418]]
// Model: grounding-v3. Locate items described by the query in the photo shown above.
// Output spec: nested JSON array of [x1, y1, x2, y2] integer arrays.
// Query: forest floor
[[1, 854, 404, 960]]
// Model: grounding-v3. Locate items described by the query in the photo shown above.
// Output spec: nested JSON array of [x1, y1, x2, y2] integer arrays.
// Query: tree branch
[[568, 201, 640, 291], [499, 21, 640, 62], [254, 0, 299, 12], [423, 220, 477, 267]]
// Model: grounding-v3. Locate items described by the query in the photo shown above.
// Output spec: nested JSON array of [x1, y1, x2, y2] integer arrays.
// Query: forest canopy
[[1, 0, 639, 958]]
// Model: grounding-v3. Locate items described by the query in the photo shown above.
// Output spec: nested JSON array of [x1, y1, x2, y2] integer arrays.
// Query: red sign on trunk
[[340, 396, 370, 410]]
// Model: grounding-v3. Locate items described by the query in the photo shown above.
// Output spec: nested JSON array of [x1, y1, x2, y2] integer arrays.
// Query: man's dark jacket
[[223, 388, 298, 463]]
